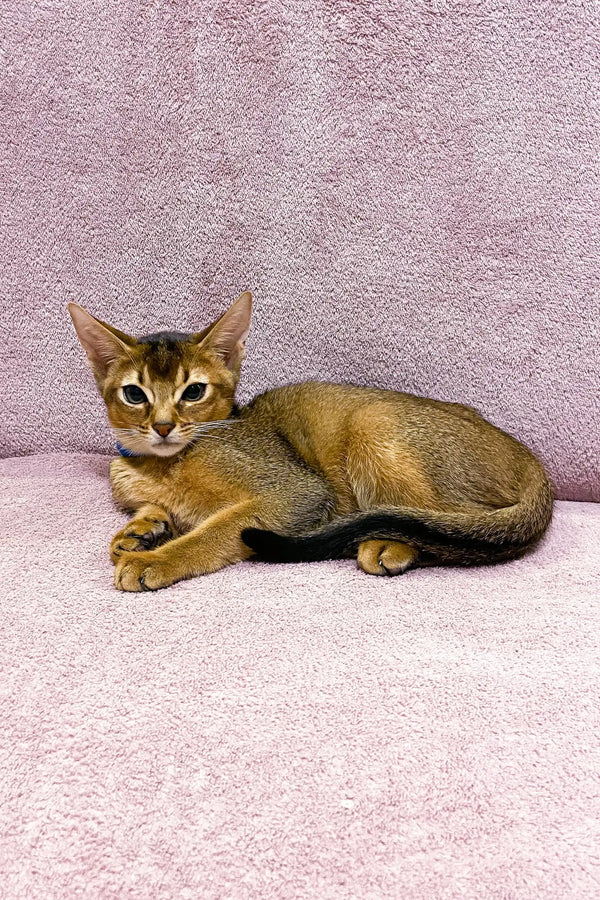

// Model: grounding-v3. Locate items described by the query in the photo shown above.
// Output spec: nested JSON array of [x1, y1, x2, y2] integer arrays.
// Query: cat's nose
[[153, 422, 175, 438]]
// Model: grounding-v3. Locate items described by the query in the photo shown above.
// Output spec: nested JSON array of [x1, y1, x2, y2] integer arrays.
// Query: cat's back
[[242, 380, 480, 427], [240, 381, 440, 479], [241, 381, 543, 514], [241, 380, 531, 471], [243, 381, 395, 419]]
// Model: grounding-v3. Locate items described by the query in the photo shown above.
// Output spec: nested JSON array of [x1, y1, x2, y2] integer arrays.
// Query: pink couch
[[1, 2, 599, 897]]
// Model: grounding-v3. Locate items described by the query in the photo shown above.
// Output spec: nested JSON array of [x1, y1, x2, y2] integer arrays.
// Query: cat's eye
[[181, 383, 206, 402], [123, 384, 148, 405]]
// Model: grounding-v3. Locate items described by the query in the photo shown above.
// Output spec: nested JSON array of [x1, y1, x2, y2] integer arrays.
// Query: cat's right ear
[[68, 304, 136, 377]]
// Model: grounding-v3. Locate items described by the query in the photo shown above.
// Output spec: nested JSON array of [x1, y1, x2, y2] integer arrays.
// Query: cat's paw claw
[[133, 530, 160, 550], [110, 517, 173, 563], [114, 552, 178, 592]]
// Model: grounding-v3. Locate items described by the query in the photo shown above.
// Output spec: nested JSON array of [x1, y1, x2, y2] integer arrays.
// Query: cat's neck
[[115, 441, 141, 458]]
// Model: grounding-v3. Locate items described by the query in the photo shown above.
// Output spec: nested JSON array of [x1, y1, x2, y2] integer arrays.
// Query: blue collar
[[115, 441, 143, 458]]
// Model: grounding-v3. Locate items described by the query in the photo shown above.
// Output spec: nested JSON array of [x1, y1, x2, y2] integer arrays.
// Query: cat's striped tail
[[242, 460, 554, 567]]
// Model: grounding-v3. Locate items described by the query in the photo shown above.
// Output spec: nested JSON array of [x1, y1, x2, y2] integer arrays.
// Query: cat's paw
[[114, 551, 180, 592], [110, 515, 174, 563], [357, 540, 418, 576]]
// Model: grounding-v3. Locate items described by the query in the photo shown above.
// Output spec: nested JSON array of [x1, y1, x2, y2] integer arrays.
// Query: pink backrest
[[1, 1, 598, 499]]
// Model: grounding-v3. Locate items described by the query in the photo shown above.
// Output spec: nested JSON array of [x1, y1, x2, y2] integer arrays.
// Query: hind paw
[[357, 540, 418, 576]]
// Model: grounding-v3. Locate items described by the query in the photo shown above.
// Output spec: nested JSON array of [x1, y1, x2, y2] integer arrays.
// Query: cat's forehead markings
[[188, 369, 210, 384], [143, 364, 188, 388], [121, 370, 143, 385]]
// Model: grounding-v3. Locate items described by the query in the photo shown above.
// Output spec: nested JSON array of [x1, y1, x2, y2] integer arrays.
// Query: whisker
[[112, 428, 143, 437], [111, 418, 239, 453], [188, 433, 226, 441], [188, 419, 238, 433], [111, 427, 150, 451]]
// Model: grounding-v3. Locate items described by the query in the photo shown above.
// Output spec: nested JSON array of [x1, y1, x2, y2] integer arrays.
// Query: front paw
[[114, 551, 179, 592], [110, 515, 173, 563]]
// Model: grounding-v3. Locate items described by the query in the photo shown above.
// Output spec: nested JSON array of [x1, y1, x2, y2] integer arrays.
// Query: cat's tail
[[242, 459, 554, 566]]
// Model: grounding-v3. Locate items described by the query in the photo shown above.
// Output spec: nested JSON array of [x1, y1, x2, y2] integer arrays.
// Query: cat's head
[[68, 292, 252, 457]]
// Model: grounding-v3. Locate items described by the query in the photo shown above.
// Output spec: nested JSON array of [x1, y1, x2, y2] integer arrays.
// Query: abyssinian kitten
[[69, 292, 553, 592]]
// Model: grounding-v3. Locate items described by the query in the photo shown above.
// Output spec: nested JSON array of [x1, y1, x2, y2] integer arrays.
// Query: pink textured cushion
[[1, 453, 599, 897], [1, 1, 599, 499]]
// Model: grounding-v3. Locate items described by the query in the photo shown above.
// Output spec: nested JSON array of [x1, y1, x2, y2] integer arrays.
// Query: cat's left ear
[[68, 303, 136, 377], [195, 291, 252, 372]]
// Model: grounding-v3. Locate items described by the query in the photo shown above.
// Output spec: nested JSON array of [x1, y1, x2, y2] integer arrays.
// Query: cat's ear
[[195, 291, 252, 372], [68, 303, 136, 377]]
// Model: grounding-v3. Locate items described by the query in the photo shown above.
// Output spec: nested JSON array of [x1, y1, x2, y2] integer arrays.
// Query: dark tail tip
[[242, 527, 294, 562]]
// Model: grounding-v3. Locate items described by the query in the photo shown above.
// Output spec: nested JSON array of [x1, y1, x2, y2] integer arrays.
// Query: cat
[[68, 292, 553, 592]]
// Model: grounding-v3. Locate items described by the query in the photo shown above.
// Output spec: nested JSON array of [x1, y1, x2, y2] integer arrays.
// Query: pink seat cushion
[[1, 453, 598, 897]]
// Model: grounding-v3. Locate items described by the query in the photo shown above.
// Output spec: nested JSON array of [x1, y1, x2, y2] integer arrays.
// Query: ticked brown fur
[[69, 293, 553, 591]]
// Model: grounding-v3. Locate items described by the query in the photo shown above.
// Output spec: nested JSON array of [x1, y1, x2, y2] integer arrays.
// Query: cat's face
[[69, 293, 252, 457]]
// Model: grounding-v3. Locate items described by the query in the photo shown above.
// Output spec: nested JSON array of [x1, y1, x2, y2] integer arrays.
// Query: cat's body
[[69, 293, 553, 591]]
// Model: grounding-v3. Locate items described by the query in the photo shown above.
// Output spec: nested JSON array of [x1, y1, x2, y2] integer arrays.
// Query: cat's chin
[[148, 441, 188, 458]]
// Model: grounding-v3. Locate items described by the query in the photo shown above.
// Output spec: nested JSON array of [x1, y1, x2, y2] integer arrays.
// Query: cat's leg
[[113, 499, 261, 591], [357, 540, 418, 576], [110, 503, 176, 564], [345, 403, 442, 576]]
